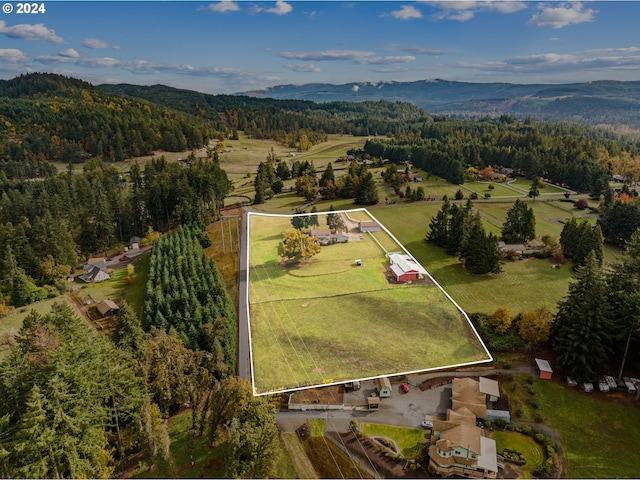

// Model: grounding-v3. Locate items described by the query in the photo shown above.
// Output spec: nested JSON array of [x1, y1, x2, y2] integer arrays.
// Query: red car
[[400, 382, 409, 393]]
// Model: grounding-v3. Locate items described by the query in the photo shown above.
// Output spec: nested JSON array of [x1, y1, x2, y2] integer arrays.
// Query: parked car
[[604, 375, 617, 390], [581, 382, 594, 393], [597, 377, 610, 392], [421, 419, 433, 429], [400, 382, 409, 393]]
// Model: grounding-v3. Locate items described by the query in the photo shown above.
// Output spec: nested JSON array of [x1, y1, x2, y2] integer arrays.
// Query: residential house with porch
[[428, 377, 500, 479]]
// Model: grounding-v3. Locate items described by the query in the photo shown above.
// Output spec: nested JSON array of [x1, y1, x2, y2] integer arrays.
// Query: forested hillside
[[363, 116, 640, 192], [100, 82, 430, 146], [0, 73, 221, 179]]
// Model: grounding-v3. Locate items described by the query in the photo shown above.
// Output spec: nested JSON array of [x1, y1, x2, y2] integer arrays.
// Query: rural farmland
[[246, 209, 492, 394]]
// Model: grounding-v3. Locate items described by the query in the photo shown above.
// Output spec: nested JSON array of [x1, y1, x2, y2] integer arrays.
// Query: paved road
[[236, 212, 251, 381]]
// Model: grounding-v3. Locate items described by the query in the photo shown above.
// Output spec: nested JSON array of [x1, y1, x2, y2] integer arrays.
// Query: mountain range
[[241, 79, 640, 129]]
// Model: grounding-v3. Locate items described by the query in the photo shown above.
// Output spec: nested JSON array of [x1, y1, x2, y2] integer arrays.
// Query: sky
[[1, 1, 640, 94]]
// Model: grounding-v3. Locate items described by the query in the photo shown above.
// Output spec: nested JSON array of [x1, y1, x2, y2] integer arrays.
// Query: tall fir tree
[[552, 251, 613, 381], [502, 199, 536, 243]]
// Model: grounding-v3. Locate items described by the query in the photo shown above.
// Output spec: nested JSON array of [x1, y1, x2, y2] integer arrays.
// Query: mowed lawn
[[370, 204, 574, 314], [247, 211, 490, 393]]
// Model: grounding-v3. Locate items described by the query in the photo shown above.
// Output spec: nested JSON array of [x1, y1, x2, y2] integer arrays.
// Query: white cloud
[[266, 1, 292, 15], [585, 46, 640, 55], [0, 48, 27, 63], [280, 49, 374, 62], [59, 48, 80, 58], [452, 48, 640, 77], [279, 49, 415, 65], [0, 21, 63, 43], [448, 10, 475, 21], [36, 55, 122, 68], [284, 63, 321, 72], [425, 1, 527, 22], [529, 2, 597, 29], [206, 1, 240, 13], [82, 38, 114, 49], [390, 5, 423, 20], [388, 44, 446, 55], [362, 55, 416, 65]]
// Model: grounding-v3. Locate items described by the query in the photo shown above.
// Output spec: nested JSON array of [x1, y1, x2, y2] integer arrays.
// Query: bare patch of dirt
[[290, 385, 344, 405], [419, 376, 453, 391]]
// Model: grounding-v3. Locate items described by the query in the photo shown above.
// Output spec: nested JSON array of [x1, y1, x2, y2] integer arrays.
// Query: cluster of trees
[[552, 237, 640, 381], [253, 153, 379, 206], [382, 164, 426, 201], [0, 303, 147, 478], [0, 74, 218, 178], [362, 116, 640, 193], [473, 306, 553, 353], [501, 199, 536, 243], [426, 199, 501, 274], [559, 217, 603, 267], [0, 301, 279, 478], [144, 225, 236, 372], [598, 197, 640, 246]]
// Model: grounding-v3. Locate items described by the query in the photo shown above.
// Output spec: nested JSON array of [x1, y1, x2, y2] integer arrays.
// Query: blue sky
[[1, 1, 639, 94]]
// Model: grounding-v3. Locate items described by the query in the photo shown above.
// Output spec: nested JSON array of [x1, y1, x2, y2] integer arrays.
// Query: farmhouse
[[359, 221, 381, 233], [80, 266, 110, 283], [96, 299, 120, 317], [429, 377, 499, 479], [310, 228, 349, 246], [387, 252, 428, 282], [80, 258, 110, 283]]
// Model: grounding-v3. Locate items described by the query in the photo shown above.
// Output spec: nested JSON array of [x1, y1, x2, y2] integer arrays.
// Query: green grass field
[[509, 179, 570, 195], [463, 182, 524, 198], [492, 430, 544, 474], [247, 211, 491, 394], [501, 374, 640, 478], [360, 423, 424, 459], [369, 204, 575, 314]]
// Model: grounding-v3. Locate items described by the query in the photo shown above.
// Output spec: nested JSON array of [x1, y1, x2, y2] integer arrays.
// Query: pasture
[[247, 211, 491, 394], [369, 204, 575, 314]]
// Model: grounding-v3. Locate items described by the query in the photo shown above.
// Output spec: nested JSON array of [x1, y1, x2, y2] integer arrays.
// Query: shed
[[376, 377, 392, 397], [367, 397, 380, 409], [359, 221, 381, 233], [535, 358, 553, 380], [130, 236, 141, 250], [96, 299, 120, 317]]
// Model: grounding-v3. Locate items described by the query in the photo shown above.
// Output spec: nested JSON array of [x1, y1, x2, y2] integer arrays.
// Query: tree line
[[362, 116, 640, 193]]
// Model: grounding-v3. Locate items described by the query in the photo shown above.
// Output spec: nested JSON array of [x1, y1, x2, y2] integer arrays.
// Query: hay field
[[246, 210, 491, 394]]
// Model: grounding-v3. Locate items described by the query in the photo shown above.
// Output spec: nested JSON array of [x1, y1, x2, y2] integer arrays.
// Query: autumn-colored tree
[[280, 229, 321, 263], [490, 307, 512, 334], [518, 308, 552, 347]]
